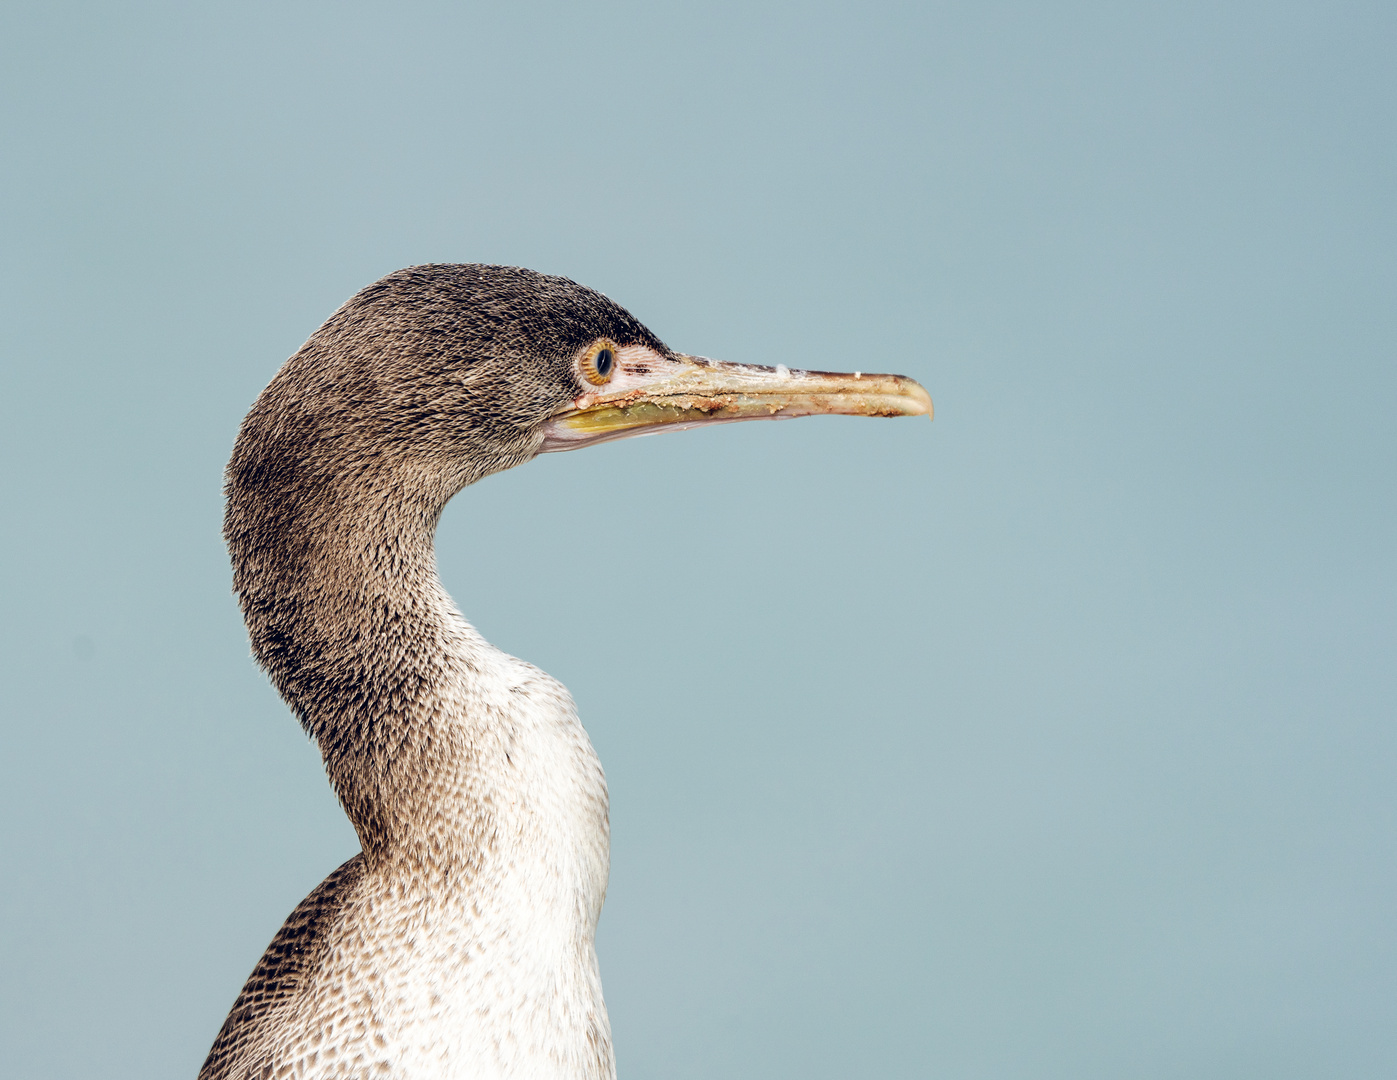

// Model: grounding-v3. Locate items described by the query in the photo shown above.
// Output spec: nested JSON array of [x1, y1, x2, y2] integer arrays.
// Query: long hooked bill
[[540, 349, 932, 452]]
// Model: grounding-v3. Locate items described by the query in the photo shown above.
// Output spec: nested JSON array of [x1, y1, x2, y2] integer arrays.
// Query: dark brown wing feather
[[198, 854, 366, 1080]]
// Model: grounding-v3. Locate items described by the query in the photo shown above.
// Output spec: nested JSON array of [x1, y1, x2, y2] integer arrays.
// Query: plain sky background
[[1, 2, 1393, 1077]]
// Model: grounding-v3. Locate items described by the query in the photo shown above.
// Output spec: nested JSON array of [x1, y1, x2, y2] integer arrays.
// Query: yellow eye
[[580, 340, 618, 386]]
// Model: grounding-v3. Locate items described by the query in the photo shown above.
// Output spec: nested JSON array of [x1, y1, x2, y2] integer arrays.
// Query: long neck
[[228, 460, 492, 865]]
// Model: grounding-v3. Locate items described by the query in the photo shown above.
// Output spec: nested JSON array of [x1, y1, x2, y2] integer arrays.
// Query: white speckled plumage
[[209, 576, 613, 1080], [332, 615, 613, 1080]]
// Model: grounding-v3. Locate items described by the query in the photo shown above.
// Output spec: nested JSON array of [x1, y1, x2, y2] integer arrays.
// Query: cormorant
[[202, 264, 931, 1079]]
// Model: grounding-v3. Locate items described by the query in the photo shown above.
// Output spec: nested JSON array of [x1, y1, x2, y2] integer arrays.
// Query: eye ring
[[580, 339, 619, 386]]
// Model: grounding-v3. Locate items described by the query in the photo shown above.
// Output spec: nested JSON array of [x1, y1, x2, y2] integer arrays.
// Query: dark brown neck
[[226, 452, 474, 860]]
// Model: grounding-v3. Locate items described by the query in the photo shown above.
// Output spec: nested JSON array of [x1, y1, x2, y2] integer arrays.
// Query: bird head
[[227, 263, 930, 544]]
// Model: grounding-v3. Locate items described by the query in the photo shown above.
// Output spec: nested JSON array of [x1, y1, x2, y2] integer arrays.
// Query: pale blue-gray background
[[1, 2, 1393, 1077]]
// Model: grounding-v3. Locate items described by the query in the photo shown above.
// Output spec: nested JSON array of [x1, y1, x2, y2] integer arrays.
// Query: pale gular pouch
[[539, 341, 934, 453]]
